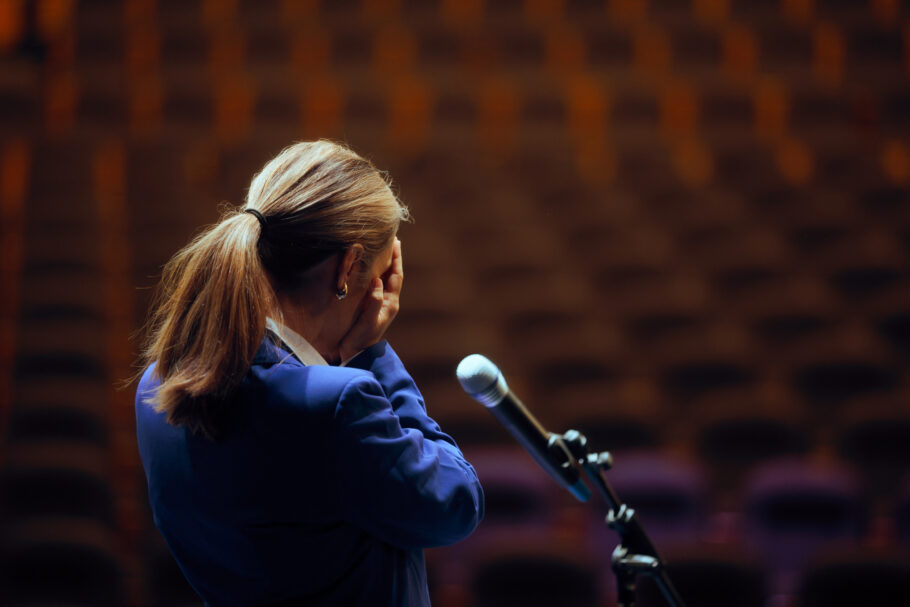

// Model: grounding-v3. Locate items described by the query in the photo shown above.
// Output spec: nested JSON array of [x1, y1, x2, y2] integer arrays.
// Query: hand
[[338, 239, 403, 362]]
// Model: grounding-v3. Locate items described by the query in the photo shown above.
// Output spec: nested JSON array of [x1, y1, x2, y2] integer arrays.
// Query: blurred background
[[1, 0, 910, 605]]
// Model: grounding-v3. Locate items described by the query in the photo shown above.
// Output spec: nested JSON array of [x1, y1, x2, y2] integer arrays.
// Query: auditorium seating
[[740, 458, 867, 595], [796, 548, 910, 607], [896, 474, 910, 546], [9, 375, 110, 444], [1, 0, 908, 605], [0, 440, 115, 524], [587, 452, 710, 553], [0, 518, 125, 606], [634, 547, 767, 607], [467, 539, 601, 607], [563, 378, 666, 453], [834, 401, 910, 504], [451, 446, 565, 555], [692, 389, 812, 499]]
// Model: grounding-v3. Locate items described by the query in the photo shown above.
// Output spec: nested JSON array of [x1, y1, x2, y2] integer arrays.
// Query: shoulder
[[249, 347, 378, 418], [135, 338, 382, 417], [136, 363, 160, 410], [254, 360, 370, 398]]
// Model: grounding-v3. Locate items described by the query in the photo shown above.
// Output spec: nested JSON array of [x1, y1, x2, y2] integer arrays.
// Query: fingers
[[338, 278, 384, 361], [338, 244, 401, 361], [364, 277, 384, 316], [385, 238, 403, 296], [392, 238, 402, 272]]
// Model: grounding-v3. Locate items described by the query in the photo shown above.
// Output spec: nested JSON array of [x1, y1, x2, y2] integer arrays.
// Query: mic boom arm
[[456, 354, 590, 502], [457, 354, 686, 607]]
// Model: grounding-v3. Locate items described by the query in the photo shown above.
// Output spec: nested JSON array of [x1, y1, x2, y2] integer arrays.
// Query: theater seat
[[459, 446, 563, 539], [0, 441, 115, 525], [741, 458, 866, 594], [635, 546, 766, 607], [835, 402, 910, 502], [469, 540, 600, 607], [796, 549, 910, 607], [0, 517, 124, 607], [692, 389, 811, 497], [589, 452, 710, 555], [429, 445, 567, 594], [896, 474, 910, 547]]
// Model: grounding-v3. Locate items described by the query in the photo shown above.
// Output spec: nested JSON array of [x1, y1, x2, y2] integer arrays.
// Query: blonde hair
[[138, 140, 409, 438]]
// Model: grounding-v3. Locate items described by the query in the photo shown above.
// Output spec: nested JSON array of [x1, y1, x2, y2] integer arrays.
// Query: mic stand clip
[[558, 430, 687, 607]]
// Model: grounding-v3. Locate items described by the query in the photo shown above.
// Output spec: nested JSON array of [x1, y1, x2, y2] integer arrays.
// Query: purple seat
[[468, 539, 600, 607], [896, 473, 910, 546], [836, 405, 910, 502], [635, 546, 767, 607], [428, 446, 564, 590], [796, 548, 910, 607], [742, 458, 866, 595], [587, 452, 709, 557], [0, 518, 124, 606], [691, 390, 812, 499], [579, 452, 710, 606], [461, 446, 562, 537], [0, 441, 115, 526]]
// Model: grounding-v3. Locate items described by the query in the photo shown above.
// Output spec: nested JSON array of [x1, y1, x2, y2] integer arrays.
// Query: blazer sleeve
[[333, 342, 484, 549]]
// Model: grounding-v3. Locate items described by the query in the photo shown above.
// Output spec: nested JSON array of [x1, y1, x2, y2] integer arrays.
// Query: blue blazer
[[136, 337, 484, 607]]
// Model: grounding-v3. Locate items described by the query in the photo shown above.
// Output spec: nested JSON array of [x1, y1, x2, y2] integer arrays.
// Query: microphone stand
[[555, 429, 687, 607]]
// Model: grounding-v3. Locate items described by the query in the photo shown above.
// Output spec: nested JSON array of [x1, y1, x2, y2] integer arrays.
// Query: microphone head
[[457, 354, 509, 407]]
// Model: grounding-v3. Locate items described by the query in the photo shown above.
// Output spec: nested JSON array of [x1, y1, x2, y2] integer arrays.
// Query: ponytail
[[139, 210, 273, 439]]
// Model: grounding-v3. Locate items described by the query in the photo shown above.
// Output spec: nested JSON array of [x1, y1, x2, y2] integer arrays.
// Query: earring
[[336, 283, 348, 301]]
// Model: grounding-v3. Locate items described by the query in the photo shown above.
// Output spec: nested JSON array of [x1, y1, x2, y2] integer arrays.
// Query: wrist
[[344, 340, 388, 370], [338, 343, 365, 366]]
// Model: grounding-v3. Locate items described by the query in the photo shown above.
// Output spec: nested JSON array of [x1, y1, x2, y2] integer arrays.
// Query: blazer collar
[[265, 318, 329, 366], [252, 332, 298, 366]]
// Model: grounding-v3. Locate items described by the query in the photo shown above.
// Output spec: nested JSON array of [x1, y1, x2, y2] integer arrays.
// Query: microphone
[[457, 354, 591, 502]]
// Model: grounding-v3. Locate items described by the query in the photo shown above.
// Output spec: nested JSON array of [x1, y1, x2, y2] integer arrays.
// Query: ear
[[336, 244, 364, 291]]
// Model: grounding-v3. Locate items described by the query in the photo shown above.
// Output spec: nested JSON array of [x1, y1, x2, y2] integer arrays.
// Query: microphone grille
[[457, 354, 508, 407]]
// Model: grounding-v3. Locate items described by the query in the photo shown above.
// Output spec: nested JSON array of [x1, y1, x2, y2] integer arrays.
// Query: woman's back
[[138, 336, 482, 606]]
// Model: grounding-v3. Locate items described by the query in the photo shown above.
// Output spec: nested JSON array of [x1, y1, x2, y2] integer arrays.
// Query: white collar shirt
[[265, 317, 360, 367], [266, 317, 329, 366]]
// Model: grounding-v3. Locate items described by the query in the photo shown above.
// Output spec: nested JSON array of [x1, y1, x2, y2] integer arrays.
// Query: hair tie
[[244, 208, 268, 231]]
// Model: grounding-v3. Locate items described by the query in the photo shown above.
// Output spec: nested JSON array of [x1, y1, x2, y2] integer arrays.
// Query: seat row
[[8, 444, 899, 605], [6, 72, 909, 146], [427, 448, 910, 603], [66, 0, 910, 33], [6, 138, 908, 214], [67, 16, 908, 78]]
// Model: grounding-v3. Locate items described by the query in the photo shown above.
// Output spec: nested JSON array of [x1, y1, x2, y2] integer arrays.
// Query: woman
[[135, 140, 484, 606]]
